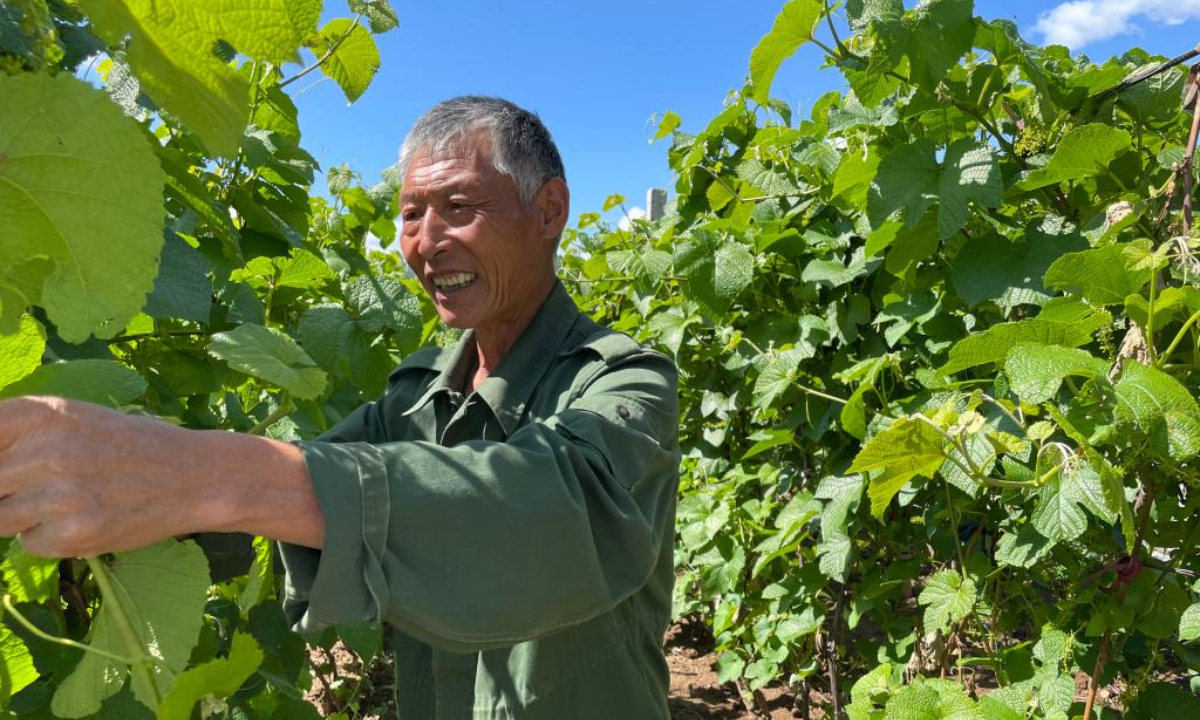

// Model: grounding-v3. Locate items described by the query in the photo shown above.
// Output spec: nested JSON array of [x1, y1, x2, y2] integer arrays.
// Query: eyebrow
[[401, 179, 480, 203]]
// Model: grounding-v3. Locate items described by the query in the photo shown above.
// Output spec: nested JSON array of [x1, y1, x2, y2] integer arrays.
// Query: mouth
[[430, 272, 477, 296]]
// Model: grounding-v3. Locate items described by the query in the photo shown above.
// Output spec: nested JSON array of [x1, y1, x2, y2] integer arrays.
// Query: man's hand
[[0, 396, 324, 558]]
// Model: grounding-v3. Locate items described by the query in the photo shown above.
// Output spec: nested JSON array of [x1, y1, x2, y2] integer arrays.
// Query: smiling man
[[0, 97, 681, 720]]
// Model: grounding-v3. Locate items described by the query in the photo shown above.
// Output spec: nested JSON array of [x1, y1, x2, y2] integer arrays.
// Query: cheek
[[400, 235, 422, 272]]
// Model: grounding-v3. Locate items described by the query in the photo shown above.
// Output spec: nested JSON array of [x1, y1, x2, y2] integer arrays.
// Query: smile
[[432, 272, 477, 291]]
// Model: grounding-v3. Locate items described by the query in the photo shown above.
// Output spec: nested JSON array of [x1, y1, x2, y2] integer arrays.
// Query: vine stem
[[249, 394, 294, 436], [84, 557, 162, 707], [1, 595, 136, 666]]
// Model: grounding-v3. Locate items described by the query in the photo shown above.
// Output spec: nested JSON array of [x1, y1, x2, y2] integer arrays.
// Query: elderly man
[[0, 97, 680, 719]]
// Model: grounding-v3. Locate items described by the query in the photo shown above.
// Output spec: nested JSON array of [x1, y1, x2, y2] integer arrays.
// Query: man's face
[[399, 135, 550, 331]]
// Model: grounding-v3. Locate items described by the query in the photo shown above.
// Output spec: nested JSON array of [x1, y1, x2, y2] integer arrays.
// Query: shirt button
[[616, 404, 631, 420]]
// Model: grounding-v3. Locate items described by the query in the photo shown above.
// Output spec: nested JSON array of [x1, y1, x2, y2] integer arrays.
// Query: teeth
[[433, 272, 476, 289]]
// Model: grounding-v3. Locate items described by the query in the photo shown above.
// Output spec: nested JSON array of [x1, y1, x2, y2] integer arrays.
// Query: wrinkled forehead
[[407, 130, 495, 173]]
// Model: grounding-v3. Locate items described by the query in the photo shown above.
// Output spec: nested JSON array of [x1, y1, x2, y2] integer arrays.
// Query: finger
[[0, 492, 41, 539], [16, 523, 71, 559]]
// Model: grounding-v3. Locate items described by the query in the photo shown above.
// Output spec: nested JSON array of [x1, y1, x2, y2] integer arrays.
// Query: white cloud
[[1033, 0, 1200, 49], [617, 206, 646, 231]]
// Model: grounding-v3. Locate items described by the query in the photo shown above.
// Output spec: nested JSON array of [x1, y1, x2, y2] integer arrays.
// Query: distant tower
[[647, 188, 667, 221]]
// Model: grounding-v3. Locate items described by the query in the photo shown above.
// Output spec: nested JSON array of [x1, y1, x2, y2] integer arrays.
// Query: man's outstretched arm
[[0, 395, 325, 557]]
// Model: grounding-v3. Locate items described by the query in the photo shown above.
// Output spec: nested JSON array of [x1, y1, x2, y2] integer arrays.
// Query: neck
[[469, 273, 557, 391]]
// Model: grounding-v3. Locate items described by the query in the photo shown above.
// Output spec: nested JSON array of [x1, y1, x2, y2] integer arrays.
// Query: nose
[[412, 207, 449, 260]]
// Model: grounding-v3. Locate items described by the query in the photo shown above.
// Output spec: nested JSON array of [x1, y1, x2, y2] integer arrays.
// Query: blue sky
[[292, 0, 1200, 228]]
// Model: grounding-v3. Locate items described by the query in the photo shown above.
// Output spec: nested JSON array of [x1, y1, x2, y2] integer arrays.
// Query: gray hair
[[397, 96, 566, 205]]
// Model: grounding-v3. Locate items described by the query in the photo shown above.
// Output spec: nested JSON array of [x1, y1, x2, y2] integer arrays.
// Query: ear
[[533, 177, 570, 244]]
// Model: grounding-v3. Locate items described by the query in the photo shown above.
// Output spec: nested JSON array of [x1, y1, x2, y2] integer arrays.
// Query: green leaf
[[0, 315, 44, 391], [713, 243, 755, 302], [143, 233, 213, 324], [652, 110, 681, 142], [867, 139, 939, 229], [919, 570, 977, 633], [78, 0, 321, 157], [938, 140, 1001, 240], [950, 226, 1087, 311], [883, 677, 978, 719], [940, 300, 1110, 375], [311, 19, 380, 103], [1015, 124, 1132, 191], [995, 524, 1055, 569], [849, 417, 946, 518], [904, 0, 975, 88], [1044, 244, 1146, 305], [831, 146, 881, 210], [156, 633, 263, 720], [348, 0, 400, 33], [277, 249, 337, 291], [753, 349, 803, 407], [1032, 475, 1087, 543], [1004, 343, 1108, 403], [1181, 604, 1200, 641], [0, 360, 147, 407], [1113, 362, 1200, 460], [345, 275, 422, 337], [53, 542, 210, 717], [208, 324, 328, 400], [0, 73, 165, 342], [749, 0, 824, 104], [1, 540, 58, 603], [1114, 361, 1200, 428], [0, 624, 36, 707]]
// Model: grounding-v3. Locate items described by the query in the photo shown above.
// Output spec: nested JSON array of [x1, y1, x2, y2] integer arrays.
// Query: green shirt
[[277, 282, 681, 720]]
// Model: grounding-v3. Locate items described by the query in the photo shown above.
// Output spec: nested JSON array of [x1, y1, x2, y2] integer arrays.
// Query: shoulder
[[560, 316, 674, 370], [556, 318, 678, 400]]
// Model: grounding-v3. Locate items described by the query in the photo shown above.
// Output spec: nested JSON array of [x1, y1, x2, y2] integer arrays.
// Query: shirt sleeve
[[275, 353, 680, 652]]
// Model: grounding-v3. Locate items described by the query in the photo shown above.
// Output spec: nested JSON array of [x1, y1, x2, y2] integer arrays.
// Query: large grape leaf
[[345, 275, 422, 337], [78, 0, 321, 157], [1044, 244, 1146, 305], [1031, 475, 1087, 543], [712, 243, 755, 302], [749, 0, 823, 104], [156, 633, 264, 720], [143, 232, 213, 324], [950, 225, 1087, 311], [867, 139, 939, 229], [1114, 361, 1200, 460], [0, 315, 44, 391], [0, 73, 165, 342], [937, 140, 1001, 240], [1015, 124, 1131, 191], [1004, 343, 1108, 404], [919, 570, 977, 632], [310, 19, 381, 103], [52, 542, 210, 717], [208, 324, 328, 400], [0, 360, 147, 407], [939, 300, 1110, 375], [848, 417, 946, 518], [903, 0, 974, 88]]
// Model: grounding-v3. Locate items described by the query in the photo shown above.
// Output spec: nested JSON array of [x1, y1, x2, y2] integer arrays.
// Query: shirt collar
[[400, 281, 580, 435]]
